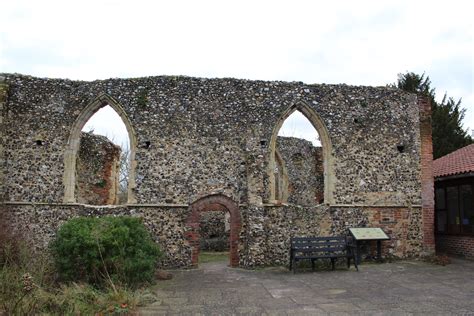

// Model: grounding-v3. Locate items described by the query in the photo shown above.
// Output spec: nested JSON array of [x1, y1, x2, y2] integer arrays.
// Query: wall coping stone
[[3, 201, 422, 209]]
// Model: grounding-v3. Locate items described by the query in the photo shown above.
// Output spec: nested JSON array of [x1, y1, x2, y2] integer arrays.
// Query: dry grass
[[0, 216, 157, 315]]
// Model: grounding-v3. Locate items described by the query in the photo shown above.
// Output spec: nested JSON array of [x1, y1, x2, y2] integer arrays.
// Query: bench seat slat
[[292, 243, 347, 249], [292, 236, 346, 241], [293, 247, 346, 253], [292, 245, 347, 249], [292, 242, 346, 246], [291, 238, 346, 244], [294, 254, 348, 259], [289, 235, 358, 273]]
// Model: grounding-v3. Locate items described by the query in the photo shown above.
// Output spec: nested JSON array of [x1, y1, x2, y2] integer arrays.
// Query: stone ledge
[[3, 201, 250, 208], [3, 201, 423, 209], [264, 203, 422, 208]]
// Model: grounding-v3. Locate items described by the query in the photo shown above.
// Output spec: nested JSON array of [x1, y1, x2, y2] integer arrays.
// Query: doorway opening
[[198, 208, 231, 264], [187, 195, 241, 267]]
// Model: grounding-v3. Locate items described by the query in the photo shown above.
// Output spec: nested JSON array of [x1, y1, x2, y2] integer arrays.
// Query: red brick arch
[[186, 194, 241, 267]]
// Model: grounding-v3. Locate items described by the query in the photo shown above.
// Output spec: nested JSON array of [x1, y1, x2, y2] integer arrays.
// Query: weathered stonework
[[199, 211, 230, 251], [76, 132, 121, 205], [0, 73, 434, 268], [0, 76, 8, 202], [276, 136, 323, 205]]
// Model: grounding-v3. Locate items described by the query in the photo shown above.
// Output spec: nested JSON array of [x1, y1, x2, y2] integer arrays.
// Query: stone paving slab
[[140, 258, 474, 315]]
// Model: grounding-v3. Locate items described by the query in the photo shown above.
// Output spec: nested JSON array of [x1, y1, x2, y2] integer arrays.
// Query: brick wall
[[419, 96, 435, 254], [436, 235, 474, 259]]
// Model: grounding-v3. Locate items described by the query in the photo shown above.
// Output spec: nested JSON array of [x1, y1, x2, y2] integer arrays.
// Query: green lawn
[[199, 251, 229, 263]]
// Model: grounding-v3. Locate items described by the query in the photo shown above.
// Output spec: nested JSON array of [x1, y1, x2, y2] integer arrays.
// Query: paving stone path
[[140, 258, 474, 315]]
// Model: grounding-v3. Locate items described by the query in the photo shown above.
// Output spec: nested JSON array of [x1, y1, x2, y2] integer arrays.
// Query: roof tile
[[433, 144, 474, 178]]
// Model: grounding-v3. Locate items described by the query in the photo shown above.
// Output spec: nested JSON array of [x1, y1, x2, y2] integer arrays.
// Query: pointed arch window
[[268, 103, 334, 205], [63, 94, 137, 204]]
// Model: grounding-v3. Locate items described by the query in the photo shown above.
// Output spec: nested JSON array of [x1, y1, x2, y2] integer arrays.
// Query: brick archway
[[186, 194, 241, 267]]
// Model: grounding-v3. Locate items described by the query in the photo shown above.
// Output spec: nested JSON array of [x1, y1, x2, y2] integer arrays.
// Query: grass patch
[[0, 239, 158, 315], [199, 251, 229, 263]]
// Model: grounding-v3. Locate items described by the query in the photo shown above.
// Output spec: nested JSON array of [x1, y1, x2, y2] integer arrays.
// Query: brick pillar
[[419, 95, 435, 255], [0, 78, 7, 203]]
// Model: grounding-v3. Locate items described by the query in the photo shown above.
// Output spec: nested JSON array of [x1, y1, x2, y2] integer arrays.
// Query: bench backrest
[[291, 236, 348, 253]]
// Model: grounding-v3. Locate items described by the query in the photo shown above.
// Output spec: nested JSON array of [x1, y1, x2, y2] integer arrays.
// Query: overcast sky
[[1, 0, 472, 147]]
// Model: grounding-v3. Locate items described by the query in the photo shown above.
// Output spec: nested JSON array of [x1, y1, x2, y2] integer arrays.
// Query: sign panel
[[349, 228, 390, 240]]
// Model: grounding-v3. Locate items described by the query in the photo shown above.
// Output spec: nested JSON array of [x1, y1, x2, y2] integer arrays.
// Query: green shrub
[[1, 240, 55, 315], [50, 216, 161, 287], [0, 229, 158, 315]]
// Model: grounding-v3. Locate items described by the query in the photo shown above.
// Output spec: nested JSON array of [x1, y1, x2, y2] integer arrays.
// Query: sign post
[[349, 228, 390, 265]]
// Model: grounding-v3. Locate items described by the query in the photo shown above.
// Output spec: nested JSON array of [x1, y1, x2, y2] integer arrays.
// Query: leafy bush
[[50, 216, 161, 287], [0, 216, 159, 314], [0, 241, 157, 315]]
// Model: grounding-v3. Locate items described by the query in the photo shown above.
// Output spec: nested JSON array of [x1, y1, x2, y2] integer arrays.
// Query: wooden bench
[[289, 236, 358, 273]]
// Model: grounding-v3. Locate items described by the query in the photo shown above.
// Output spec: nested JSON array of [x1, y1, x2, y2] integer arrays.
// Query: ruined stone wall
[[3, 201, 425, 267], [0, 77, 7, 202], [261, 205, 423, 266], [76, 132, 121, 205], [199, 211, 230, 251], [0, 73, 429, 267], [3, 204, 191, 267], [276, 136, 323, 205], [1, 74, 421, 206]]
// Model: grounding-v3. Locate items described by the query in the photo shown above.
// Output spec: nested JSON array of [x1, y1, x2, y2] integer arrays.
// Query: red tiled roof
[[433, 144, 474, 178]]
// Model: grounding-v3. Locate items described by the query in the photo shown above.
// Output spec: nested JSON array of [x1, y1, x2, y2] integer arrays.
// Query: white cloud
[[278, 111, 321, 146], [82, 105, 130, 149]]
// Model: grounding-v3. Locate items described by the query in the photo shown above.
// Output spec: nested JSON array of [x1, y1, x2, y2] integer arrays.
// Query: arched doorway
[[268, 102, 335, 205], [186, 194, 241, 267], [63, 93, 137, 204]]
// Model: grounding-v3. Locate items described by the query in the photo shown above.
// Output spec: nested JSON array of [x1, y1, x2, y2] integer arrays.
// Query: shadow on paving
[[140, 258, 474, 315]]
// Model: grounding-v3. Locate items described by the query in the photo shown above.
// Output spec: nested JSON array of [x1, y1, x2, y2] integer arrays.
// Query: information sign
[[349, 228, 389, 241]]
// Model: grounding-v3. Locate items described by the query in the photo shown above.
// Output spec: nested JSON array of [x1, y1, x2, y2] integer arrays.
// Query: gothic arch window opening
[[63, 94, 137, 205], [268, 104, 334, 206]]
